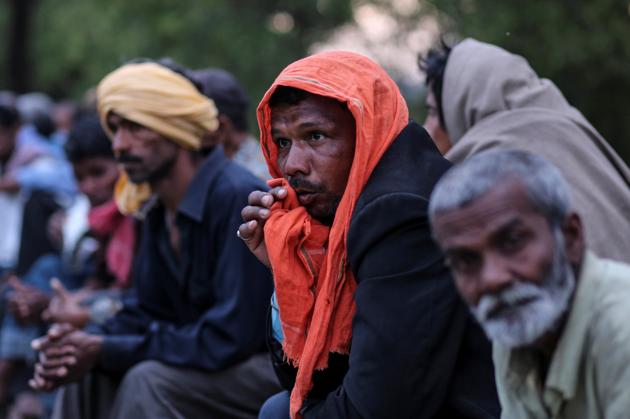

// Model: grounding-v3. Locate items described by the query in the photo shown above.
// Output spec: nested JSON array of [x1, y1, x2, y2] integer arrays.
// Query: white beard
[[471, 229, 576, 348]]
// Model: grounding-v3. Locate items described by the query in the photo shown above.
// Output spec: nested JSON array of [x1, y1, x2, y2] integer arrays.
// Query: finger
[[240, 205, 270, 222], [35, 363, 69, 380], [42, 308, 51, 322], [50, 278, 69, 302], [47, 323, 74, 339], [268, 186, 288, 201], [29, 374, 49, 391], [42, 345, 77, 359], [31, 336, 50, 351], [38, 355, 76, 368], [237, 220, 260, 242], [247, 190, 271, 207]]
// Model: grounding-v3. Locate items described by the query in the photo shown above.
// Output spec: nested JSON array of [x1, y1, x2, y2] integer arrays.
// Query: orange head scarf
[[258, 51, 409, 417]]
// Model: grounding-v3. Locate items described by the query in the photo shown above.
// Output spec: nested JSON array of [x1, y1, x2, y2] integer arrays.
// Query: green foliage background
[[429, 0, 630, 161], [1, 0, 629, 161], [1, 0, 351, 118]]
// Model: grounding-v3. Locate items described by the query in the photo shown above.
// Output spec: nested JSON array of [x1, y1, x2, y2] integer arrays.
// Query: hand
[[238, 187, 288, 267], [29, 323, 102, 391], [7, 276, 50, 325], [42, 278, 91, 328]]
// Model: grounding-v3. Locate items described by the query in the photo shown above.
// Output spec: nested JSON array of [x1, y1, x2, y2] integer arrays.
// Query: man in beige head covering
[[29, 60, 280, 419], [420, 39, 630, 264]]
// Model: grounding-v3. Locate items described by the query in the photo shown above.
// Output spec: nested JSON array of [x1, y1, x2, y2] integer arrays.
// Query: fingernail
[[259, 209, 270, 218], [262, 196, 272, 206], [31, 339, 41, 350], [248, 220, 256, 228]]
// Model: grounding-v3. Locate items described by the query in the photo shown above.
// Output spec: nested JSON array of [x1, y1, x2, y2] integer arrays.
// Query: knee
[[258, 391, 290, 419], [119, 360, 164, 391]]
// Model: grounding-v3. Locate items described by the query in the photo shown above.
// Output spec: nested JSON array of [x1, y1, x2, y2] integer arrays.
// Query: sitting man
[[239, 51, 499, 418], [30, 60, 279, 419], [419, 39, 630, 263], [193, 68, 269, 180], [429, 149, 630, 418]]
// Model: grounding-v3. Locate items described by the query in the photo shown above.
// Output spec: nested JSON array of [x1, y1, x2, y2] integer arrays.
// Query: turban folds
[[258, 51, 409, 417], [97, 62, 219, 214]]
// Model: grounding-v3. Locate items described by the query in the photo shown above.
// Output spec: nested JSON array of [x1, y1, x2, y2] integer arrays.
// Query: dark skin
[[423, 89, 451, 155], [7, 276, 50, 325], [29, 324, 102, 391], [432, 178, 585, 355], [239, 94, 356, 266], [31, 114, 204, 391]]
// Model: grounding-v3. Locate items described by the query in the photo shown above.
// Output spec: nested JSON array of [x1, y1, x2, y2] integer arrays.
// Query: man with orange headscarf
[[30, 59, 280, 419], [239, 51, 500, 419]]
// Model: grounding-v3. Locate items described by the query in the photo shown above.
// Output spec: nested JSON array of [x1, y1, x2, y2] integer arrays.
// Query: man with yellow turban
[[30, 60, 280, 418]]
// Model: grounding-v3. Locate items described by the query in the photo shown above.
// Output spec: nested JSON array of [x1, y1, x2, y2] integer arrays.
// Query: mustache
[[116, 153, 143, 164], [473, 282, 542, 323], [288, 176, 323, 193]]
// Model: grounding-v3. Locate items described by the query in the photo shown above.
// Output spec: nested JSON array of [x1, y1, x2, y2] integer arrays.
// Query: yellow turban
[[96, 62, 219, 215]]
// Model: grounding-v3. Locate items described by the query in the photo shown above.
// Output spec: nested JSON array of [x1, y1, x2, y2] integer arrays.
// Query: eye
[[309, 132, 325, 142], [125, 120, 144, 133], [275, 138, 291, 149], [499, 231, 528, 254], [447, 252, 481, 274]]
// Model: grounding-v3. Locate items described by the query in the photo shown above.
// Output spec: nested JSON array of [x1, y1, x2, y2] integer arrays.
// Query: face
[[271, 94, 356, 225], [72, 157, 119, 207], [432, 179, 580, 348], [107, 113, 179, 185], [423, 89, 451, 155]]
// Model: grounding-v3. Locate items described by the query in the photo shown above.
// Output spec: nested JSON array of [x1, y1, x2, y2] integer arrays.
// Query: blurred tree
[[5, 0, 37, 92], [1, 0, 351, 123], [427, 0, 630, 161]]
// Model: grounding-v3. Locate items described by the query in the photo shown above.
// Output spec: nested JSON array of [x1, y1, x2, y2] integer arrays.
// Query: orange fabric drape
[[257, 51, 409, 418]]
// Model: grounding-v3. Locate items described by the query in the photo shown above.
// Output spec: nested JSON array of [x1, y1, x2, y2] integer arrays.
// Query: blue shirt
[[93, 148, 273, 372]]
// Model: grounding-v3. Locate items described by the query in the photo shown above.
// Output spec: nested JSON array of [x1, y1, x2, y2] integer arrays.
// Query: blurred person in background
[[0, 114, 134, 418], [430, 149, 630, 419], [419, 38, 630, 264], [193, 67, 270, 180], [0, 104, 61, 278]]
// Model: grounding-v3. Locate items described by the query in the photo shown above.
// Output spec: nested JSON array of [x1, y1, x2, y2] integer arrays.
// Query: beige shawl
[[443, 39, 630, 263]]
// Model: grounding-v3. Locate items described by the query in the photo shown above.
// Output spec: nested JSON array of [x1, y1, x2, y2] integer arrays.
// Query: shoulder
[[206, 159, 268, 208], [588, 257, 630, 346], [354, 121, 451, 214]]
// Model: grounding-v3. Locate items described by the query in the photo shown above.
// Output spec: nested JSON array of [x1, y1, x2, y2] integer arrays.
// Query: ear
[[562, 212, 585, 267]]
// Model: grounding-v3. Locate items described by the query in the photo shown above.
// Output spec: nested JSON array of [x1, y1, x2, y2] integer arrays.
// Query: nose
[[282, 143, 310, 178], [79, 176, 96, 197], [476, 252, 513, 302], [112, 128, 131, 156]]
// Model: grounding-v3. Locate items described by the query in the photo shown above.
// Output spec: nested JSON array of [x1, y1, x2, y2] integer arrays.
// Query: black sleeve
[[303, 193, 469, 419]]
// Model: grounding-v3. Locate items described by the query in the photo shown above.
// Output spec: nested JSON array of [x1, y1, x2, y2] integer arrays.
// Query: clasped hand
[[29, 323, 103, 391]]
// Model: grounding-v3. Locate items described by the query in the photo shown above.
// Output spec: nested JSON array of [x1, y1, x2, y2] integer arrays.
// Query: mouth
[[295, 190, 318, 206], [487, 296, 537, 321]]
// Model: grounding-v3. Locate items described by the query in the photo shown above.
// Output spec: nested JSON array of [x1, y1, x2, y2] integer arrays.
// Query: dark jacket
[[270, 122, 500, 419], [94, 148, 274, 372]]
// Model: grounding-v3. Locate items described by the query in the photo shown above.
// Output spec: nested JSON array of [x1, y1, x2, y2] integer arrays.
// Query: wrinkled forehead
[[433, 180, 542, 243]]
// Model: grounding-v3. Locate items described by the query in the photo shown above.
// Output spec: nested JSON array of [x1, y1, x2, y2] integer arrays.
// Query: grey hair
[[429, 149, 572, 228]]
